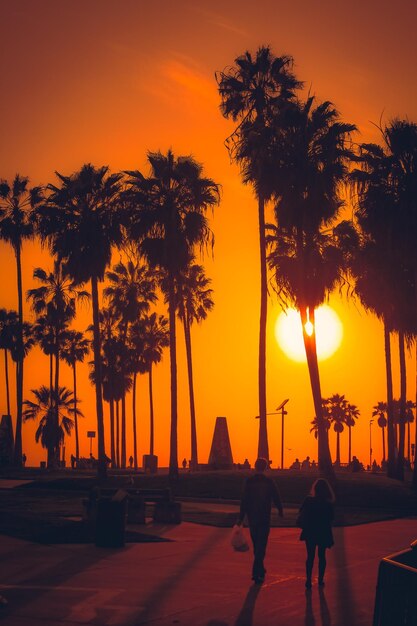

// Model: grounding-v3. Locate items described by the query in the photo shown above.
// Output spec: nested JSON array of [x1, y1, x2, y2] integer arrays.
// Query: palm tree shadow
[[234, 584, 261, 626]]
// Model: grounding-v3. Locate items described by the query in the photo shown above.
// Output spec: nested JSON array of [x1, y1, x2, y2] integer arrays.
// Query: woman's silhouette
[[298, 478, 335, 589]]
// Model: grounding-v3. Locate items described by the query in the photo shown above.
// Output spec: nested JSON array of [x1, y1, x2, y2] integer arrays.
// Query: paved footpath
[[0, 518, 416, 626]]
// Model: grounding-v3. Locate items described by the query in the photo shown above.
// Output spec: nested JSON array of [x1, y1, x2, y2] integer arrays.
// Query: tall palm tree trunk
[[72, 363, 79, 459], [183, 315, 198, 470], [382, 426, 386, 462], [397, 331, 406, 480], [116, 399, 120, 468], [91, 274, 107, 480], [132, 372, 138, 469], [336, 432, 341, 465], [109, 398, 116, 468], [4, 349, 11, 417], [121, 393, 126, 468], [413, 342, 417, 489], [348, 425, 352, 464], [54, 346, 60, 466], [168, 273, 179, 479], [13, 245, 24, 466], [257, 195, 269, 461], [149, 365, 155, 456], [384, 322, 396, 478], [301, 307, 334, 480]]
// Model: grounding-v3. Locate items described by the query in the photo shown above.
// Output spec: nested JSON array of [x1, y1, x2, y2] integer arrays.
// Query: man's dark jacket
[[239, 473, 283, 526]]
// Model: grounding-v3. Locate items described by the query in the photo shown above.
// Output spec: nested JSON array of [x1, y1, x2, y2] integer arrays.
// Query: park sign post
[[87, 431, 96, 455]]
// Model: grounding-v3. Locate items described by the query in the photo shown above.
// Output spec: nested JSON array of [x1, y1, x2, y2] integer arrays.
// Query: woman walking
[[298, 478, 335, 589]]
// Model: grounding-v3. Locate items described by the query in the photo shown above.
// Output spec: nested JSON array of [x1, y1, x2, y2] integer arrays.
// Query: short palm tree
[[131, 312, 169, 459], [323, 394, 348, 466], [176, 264, 214, 470], [27, 261, 89, 465], [104, 260, 156, 468], [60, 330, 89, 459], [216, 46, 302, 461], [23, 385, 81, 465], [0, 174, 42, 465], [373, 402, 388, 463], [37, 164, 123, 479], [126, 151, 220, 478], [345, 403, 360, 464]]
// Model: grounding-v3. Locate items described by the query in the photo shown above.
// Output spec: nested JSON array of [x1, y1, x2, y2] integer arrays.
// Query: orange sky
[[1, 0, 417, 468]]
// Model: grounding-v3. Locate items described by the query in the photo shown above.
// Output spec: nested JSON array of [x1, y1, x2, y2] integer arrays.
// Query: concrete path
[[0, 518, 416, 625]]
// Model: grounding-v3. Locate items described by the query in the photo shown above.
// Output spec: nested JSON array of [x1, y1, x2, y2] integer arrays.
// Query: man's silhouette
[[237, 457, 283, 584]]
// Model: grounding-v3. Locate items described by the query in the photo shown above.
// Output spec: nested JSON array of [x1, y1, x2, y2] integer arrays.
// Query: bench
[[83, 486, 181, 525]]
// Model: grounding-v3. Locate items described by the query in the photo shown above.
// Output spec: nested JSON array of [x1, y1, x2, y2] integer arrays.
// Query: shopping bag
[[231, 524, 250, 552]]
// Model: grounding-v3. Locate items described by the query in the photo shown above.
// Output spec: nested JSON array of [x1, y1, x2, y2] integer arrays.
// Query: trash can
[[95, 491, 127, 548], [373, 541, 417, 626]]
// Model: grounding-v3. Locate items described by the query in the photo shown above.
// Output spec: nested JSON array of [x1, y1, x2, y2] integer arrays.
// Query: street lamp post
[[276, 399, 290, 470], [370, 419, 374, 469], [255, 399, 289, 469]]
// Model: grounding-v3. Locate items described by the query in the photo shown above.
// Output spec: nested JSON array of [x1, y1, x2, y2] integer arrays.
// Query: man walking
[[237, 457, 283, 584]]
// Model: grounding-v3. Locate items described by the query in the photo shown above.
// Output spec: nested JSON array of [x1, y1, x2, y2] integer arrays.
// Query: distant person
[[129, 455, 134, 468], [243, 458, 250, 469], [350, 456, 363, 472], [290, 458, 301, 470], [301, 456, 311, 470], [298, 478, 335, 589], [21, 453, 26, 467], [71, 454, 76, 469], [237, 457, 283, 584], [311, 460, 317, 469], [182, 458, 187, 470]]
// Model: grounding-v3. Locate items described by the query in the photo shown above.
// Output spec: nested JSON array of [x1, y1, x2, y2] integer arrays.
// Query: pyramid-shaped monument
[[208, 416, 233, 469]]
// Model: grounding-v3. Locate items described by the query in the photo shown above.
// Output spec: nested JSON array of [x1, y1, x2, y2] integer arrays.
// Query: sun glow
[[275, 305, 343, 362]]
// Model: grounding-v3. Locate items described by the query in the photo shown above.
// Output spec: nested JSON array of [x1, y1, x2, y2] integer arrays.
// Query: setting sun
[[275, 305, 343, 362]]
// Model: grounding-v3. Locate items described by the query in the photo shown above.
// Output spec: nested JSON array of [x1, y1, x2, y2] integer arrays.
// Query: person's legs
[[305, 540, 316, 588], [318, 545, 327, 585], [250, 524, 270, 582]]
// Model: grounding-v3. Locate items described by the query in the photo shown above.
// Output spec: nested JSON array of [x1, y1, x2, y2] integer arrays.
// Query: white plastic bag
[[231, 524, 250, 552]]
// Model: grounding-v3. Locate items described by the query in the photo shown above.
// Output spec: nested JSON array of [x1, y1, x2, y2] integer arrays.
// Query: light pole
[[255, 400, 289, 469], [276, 399, 290, 470], [369, 419, 374, 469]]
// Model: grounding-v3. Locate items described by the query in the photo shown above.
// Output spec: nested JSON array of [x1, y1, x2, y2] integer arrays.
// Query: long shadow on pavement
[[234, 583, 261, 626], [134, 526, 225, 624]]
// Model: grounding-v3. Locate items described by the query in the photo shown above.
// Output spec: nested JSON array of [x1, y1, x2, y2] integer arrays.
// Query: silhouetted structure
[[208, 416, 233, 469], [0, 414, 14, 466]]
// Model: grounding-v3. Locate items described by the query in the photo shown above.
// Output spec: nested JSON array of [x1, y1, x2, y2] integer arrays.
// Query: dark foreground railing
[[373, 541, 417, 626]]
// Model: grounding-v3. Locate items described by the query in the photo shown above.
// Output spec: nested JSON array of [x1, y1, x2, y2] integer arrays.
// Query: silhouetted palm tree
[[60, 330, 89, 459], [27, 262, 88, 465], [345, 403, 360, 464], [133, 312, 169, 458], [104, 260, 156, 468], [23, 385, 81, 465], [352, 122, 417, 480], [126, 151, 220, 478], [0, 309, 18, 418], [217, 46, 301, 461], [176, 264, 214, 470], [0, 174, 42, 464], [37, 164, 123, 479], [373, 402, 388, 463], [268, 97, 356, 479], [323, 394, 347, 466]]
